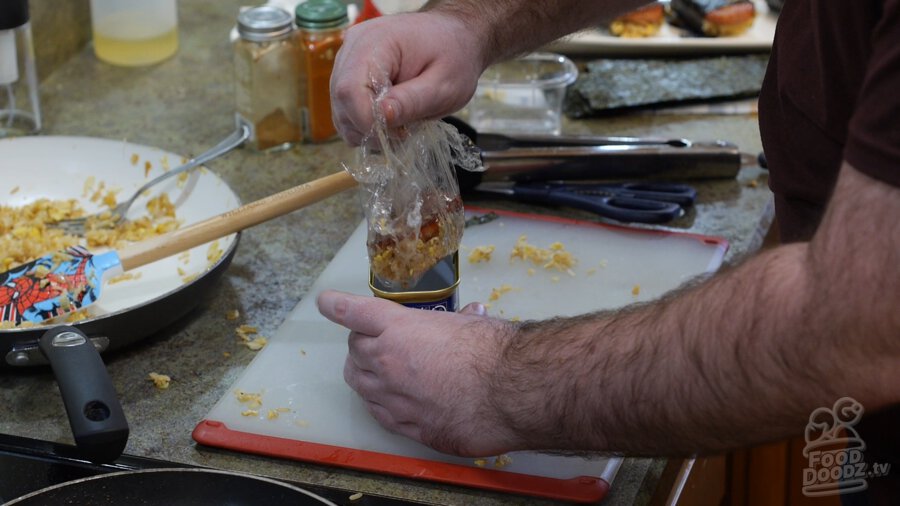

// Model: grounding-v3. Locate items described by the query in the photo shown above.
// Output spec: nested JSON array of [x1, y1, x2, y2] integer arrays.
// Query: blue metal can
[[369, 253, 460, 312]]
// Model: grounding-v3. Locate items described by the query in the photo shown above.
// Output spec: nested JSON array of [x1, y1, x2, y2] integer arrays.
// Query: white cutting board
[[194, 208, 727, 503]]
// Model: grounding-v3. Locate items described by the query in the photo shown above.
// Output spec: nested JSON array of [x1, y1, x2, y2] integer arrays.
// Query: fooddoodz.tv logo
[[802, 397, 891, 497]]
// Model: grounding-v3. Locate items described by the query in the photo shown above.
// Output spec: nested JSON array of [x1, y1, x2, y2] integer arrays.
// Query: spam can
[[369, 252, 460, 312]]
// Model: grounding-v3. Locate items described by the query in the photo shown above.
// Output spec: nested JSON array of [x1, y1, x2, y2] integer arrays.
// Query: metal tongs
[[446, 116, 743, 192]]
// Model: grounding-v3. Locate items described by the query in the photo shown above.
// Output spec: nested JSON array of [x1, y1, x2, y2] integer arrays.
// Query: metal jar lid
[[237, 5, 294, 42], [295, 0, 349, 30]]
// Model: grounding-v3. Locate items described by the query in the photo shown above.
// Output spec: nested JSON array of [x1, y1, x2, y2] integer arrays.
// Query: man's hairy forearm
[[489, 164, 900, 456], [422, 0, 647, 64], [497, 246, 830, 456]]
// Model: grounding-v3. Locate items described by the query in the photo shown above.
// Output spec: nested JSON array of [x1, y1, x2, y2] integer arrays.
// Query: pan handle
[[39, 326, 129, 463]]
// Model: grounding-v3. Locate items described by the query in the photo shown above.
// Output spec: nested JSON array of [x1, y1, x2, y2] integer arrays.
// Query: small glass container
[[234, 5, 302, 152], [0, 0, 41, 137], [469, 52, 578, 136], [90, 0, 179, 67], [295, 0, 348, 144]]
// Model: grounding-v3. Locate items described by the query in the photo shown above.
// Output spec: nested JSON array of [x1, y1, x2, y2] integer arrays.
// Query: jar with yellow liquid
[[90, 0, 178, 66]]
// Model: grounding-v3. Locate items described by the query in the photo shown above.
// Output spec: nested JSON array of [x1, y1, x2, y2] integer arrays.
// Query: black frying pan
[[0, 136, 243, 464], [0, 222, 239, 465], [0, 134, 244, 369], [3, 468, 338, 505]]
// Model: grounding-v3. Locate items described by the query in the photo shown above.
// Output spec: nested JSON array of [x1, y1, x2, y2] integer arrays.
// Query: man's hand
[[317, 290, 522, 456], [329, 12, 486, 145], [329, 0, 642, 145]]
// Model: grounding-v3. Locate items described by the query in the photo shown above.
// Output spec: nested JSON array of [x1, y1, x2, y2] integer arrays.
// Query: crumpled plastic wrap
[[345, 78, 483, 289]]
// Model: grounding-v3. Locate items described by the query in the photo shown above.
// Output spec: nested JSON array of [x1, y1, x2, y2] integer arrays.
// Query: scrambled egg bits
[[509, 235, 577, 274], [148, 372, 171, 390], [369, 218, 457, 287], [235, 389, 263, 409], [489, 284, 515, 302], [368, 197, 465, 288], [0, 194, 180, 271], [235, 324, 268, 351], [0, 174, 222, 328], [467, 245, 495, 264], [0, 198, 82, 271]]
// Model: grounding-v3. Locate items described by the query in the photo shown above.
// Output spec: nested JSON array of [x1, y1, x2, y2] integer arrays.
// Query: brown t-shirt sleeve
[[844, 0, 900, 188]]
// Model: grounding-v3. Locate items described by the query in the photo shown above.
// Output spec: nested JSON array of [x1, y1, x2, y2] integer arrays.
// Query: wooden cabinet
[[651, 439, 843, 506], [726, 438, 842, 506]]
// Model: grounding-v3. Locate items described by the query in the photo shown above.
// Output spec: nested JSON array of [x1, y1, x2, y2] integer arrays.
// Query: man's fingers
[[331, 95, 372, 146], [347, 329, 382, 365], [344, 353, 375, 389], [390, 419, 423, 443], [332, 113, 366, 146], [363, 400, 424, 444], [343, 357, 362, 393], [381, 74, 461, 128], [317, 290, 403, 336], [363, 400, 397, 430], [459, 301, 486, 316]]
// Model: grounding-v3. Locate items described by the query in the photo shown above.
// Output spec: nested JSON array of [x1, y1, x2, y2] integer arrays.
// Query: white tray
[[545, 0, 777, 56]]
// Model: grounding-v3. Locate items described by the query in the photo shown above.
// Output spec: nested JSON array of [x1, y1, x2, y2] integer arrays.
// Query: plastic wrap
[[345, 80, 483, 289]]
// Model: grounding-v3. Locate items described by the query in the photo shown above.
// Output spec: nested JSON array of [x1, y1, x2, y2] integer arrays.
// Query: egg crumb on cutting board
[[148, 372, 171, 390], [494, 454, 513, 468], [488, 284, 515, 302], [244, 336, 268, 350], [467, 245, 495, 263], [266, 407, 290, 420], [235, 389, 263, 409], [235, 324, 268, 351], [509, 235, 577, 274]]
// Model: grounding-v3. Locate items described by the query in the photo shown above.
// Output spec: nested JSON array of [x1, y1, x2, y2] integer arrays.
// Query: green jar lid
[[295, 0, 349, 29]]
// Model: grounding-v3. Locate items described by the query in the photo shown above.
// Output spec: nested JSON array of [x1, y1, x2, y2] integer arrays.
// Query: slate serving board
[[564, 54, 770, 117]]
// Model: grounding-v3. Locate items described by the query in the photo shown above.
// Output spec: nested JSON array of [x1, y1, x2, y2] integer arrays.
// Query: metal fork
[[52, 123, 250, 236]]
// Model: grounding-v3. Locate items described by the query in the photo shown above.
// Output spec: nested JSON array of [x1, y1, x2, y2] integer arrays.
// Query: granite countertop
[[0, 1, 773, 504]]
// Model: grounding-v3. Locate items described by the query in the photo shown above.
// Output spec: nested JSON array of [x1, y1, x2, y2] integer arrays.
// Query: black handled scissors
[[475, 181, 697, 224]]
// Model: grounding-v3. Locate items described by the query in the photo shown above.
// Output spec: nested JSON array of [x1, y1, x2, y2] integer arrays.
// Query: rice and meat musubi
[[609, 2, 666, 38], [669, 0, 757, 36]]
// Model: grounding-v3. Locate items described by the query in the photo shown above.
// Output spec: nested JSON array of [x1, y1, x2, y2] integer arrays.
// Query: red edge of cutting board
[[192, 207, 729, 503], [465, 206, 731, 252], [192, 419, 610, 504]]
